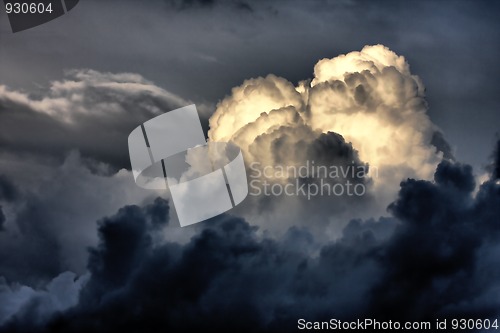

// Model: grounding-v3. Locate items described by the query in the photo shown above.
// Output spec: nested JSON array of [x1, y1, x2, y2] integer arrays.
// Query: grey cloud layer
[[0, 176, 18, 230], [0, 152, 162, 285], [0, 70, 188, 170]]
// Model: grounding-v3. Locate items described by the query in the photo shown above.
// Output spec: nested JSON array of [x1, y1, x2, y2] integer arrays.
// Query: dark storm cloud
[[487, 138, 500, 181], [0, 208, 4, 231], [45, 210, 365, 333], [0, 193, 73, 284], [0, 151, 159, 286], [0, 198, 169, 332], [83, 197, 169, 305], [0, 175, 18, 202], [2, 141, 499, 332], [0, 186, 67, 284], [0, 175, 18, 230], [367, 157, 500, 321]]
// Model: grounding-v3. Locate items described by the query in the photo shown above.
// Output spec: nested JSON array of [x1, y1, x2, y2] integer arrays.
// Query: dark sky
[[0, 1, 500, 332]]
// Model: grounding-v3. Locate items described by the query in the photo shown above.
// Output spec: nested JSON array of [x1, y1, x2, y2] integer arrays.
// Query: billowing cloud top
[[209, 45, 450, 231]]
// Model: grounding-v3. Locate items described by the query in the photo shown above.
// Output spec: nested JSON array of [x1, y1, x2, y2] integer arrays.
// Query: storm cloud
[[0, 175, 18, 231], [0, 140, 498, 332], [0, 152, 161, 285]]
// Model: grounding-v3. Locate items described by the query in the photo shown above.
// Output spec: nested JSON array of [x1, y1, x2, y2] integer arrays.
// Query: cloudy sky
[[0, 0, 499, 332], [1, 0, 499, 167]]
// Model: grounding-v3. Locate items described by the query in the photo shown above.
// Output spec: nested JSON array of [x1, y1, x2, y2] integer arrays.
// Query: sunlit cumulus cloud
[[209, 45, 451, 233], [210, 45, 447, 171]]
